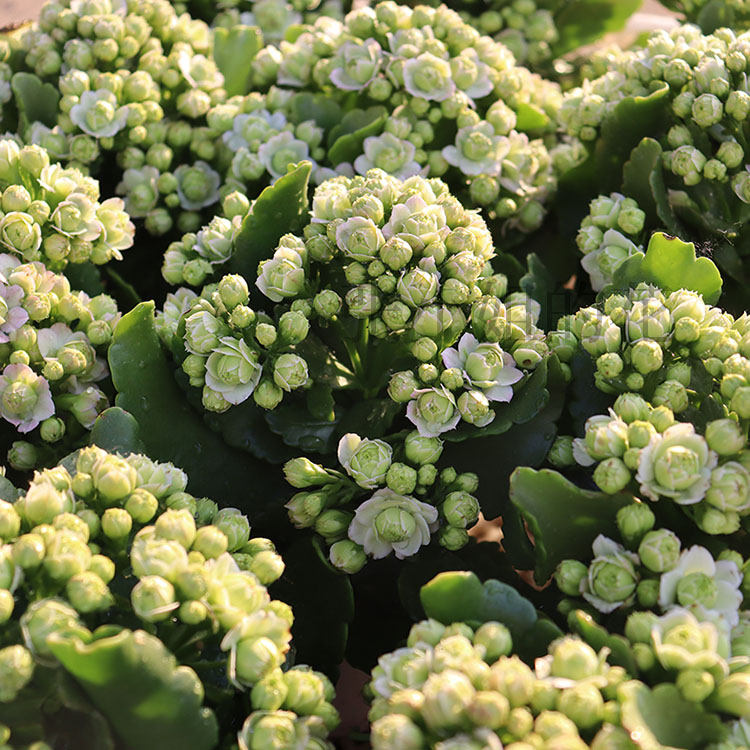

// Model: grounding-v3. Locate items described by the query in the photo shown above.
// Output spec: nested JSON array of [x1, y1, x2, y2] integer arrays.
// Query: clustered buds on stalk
[[0, 138, 134, 268], [283, 430, 481, 572], [247, 1, 570, 230], [0, 444, 339, 748], [0, 251, 120, 460]]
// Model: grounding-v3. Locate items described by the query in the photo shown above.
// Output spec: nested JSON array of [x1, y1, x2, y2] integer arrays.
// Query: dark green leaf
[[48, 629, 218, 750], [287, 93, 343, 131], [89, 407, 145, 455], [306, 384, 335, 421], [11, 72, 59, 131], [552, 0, 642, 57], [64, 262, 106, 298], [213, 25, 263, 97], [618, 682, 725, 750], [520, 253, 555, 330], [265, 402, 342, 453], [510, 467, 634, 584], [230, 162, 311, 285], [109, 302, 284, 511], [696, 0, 735, 33], [328, 108, 387, 165], [271, 536, 354, 678], [0, 475, 18, 503]]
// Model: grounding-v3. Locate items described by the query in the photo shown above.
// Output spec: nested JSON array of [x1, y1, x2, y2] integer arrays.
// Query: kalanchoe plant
[[283, 430, 481, 572], [0, 444, 338, 749], [0, 138, 134, 268], [0, 252, 122, 471], [247, 1, 568, 234]]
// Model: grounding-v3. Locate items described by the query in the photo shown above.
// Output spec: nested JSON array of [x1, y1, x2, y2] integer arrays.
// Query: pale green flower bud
[[217, 275, 249, 311], [283, 458, 333, 489], [630, 340, 663, 375], [0, 589, 13, 624], [705, 462, 750, 512], [0, 501, 20, 540], [346, 283, 381, 319], [213, 508, 250, 551], [313, 289, 342, 319], [652, 380, 689, 413], [235, 636, 282, 684], [613, 393, 650, 424], [154, 508, 196, 549], [386, 463, 418, 495], [329, 539, 366, 574], [594, 458, 631, 494], [676, 571, 718, 608], [12, 533, 45, 569], [371, 714, 423, 750], [648, 405, 675, 432], [442, 491, 479, 528], [418, 464, 438, 486], [473, 622, 512, 662], [676, 668, 714, 703], [247, 550, 285, 585], [0, 645, 33, 702], [488, 657, 534, 707], [43, 530, 91, 582], [66, 570, 113, 613], [624, 611, 660, 643], [131, 575, 177, 622], [404, 430, 443, 464], [278, 311, 309, 345], [314, 510, 352, 540], [549, 637, 599, 680], [421, 669, 475, 731], [192, 526, 228, 559], [692, 93, 723, 128], [21, 599, 87, 658], [709, 673, 750, 717], [101, 508, 133, 541], [273, 353, 308, 392], [22, 483, 72, 526], [616, 503, 655, 546], [555, 560, 588, 596], [638, 529, 680, 572], [88, 554, 115, 583], [705, 419, 745, 456], [557, 683, 603, 729], [388, 371, 420, 403], [8, 441, 37, 471], [439, 526, 469, 551], [125, 488, 159, 524], [92, 454, 137, 504], [253, 379, 284, 410]]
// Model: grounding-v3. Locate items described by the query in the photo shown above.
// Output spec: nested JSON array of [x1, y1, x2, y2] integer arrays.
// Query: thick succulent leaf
[[47, 629, 218, 750], [213, 25, 262, 97], [557, 84, 671, 236], [696, 0, 736, 33], [618, 681, 725, 750], [89, 407, 145, 456], [610, 232, 723, 304], [509, 467, 634, 584], [568, 610, 638, 674], [287, 93, 343, 131], [551, 0, 642, 57], [327, 107, 387, 165], [229, 161, 312, 285], [0, 474, 19, 503], [109, 302, 285, 512], [11, 72, 59, 131], [420, 571, 561, 662], [621, 137, 680, 235], [271, 536, 354, 678]]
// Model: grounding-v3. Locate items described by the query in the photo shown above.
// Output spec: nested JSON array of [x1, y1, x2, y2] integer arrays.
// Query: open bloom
[[330, 39, 383, 91], [403, 53, 456, 101], [70, 90, 128, 139], [258, 131, 311, 180], [579, 535, 639, 613], [205, 337, 262, 406], [354, 133, 423, 180], [659, 546, 743, 627], [407, 386, 461, 438], [442, 123, 509, 177], [637, 423, 717, 504], [348, 488, 438, 559], [0, 363, 54, 433], [338, 433, 392, 490], [442, 333, 522, 402]]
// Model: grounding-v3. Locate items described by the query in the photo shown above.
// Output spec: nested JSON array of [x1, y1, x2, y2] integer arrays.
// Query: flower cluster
[[368, 617, 710, 750], [249, 1, 565, 230], [0, 445, 338, 747], [283, 430, 481, 572], [0, 253, 121, 467], [576, 193, 646, 291], [160, 171, 549, 428], [0, 138, 134, 268], [556, 507, 745, 624]]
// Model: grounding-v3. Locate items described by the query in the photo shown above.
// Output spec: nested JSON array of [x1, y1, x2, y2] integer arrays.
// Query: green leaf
[[552, 0, 642, 57], [64, 262, 106, 298], [610, 232, 723, 304], [568, 610, 638, 674], [264, 402, 342, 453], [328, 108, 387, 165], [558, 84, 670, 236], [286, 93, 343, 131], [108, 302, 284, 512], [510, 467, 634, 584], [618, 681, 725, 750], [622, 138, 679, 235], [229, 162, 311, 284], [695, 0, 735, 33], [47, 629, 218, 750], [213, 25, 262, 97], [271, 536, 354, 678], [0, 475, 18, 503], [520, 253, 555, 330], [515, 103, 549, 134], [89, 407, 145, 455], [11, 72, 60, 131]]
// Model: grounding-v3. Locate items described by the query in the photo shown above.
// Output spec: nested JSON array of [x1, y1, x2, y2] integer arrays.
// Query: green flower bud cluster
[[248, 1, 565, 229], [368, 620, 648, 750], [283, 430, 480, 572], [565, 379, 750, 533], [0, 444, 336, 745], [576, 193, 646, 291], [171, 271, 311, 413], [239, 665, 339, 750], [556, 526, 744, 626], [551, 283, 750, 407], [0, 252, 121, 454], [0, 138, 134, 267]]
